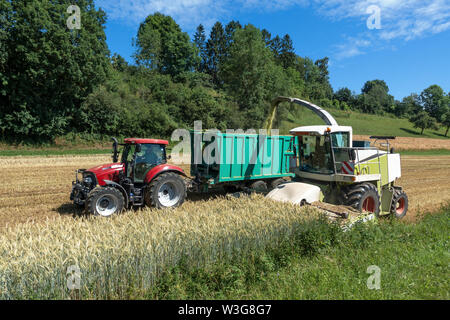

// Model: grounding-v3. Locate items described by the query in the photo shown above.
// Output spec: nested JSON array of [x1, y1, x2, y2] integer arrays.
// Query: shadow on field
[[54, 203, 88, 218], [432, 132, 448, 138], [400, 127, 422, 136], [186, 188, 230, 202], [52, 188, 230, 218]]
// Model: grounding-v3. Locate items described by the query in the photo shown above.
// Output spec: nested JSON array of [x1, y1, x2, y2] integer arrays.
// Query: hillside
[[280, 107, 449, 139]]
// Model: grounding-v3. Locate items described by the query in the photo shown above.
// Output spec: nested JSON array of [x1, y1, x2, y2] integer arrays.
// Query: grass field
[[151, 207, 449, 300]]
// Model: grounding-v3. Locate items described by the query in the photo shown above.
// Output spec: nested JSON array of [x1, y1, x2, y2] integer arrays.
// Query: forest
[[1, 0, 449, 143]]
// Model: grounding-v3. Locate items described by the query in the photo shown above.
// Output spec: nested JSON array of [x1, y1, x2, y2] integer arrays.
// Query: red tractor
[[70, 138, 187, 216]]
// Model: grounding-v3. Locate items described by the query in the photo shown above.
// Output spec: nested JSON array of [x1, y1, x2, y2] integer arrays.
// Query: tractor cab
[[119, 138, 169, 183]]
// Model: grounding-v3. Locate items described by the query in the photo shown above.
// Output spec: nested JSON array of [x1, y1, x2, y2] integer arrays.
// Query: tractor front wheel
[[145, 173, 186, 209], [343, 183, 381, 215], [390, 189, 408, 219], [86, 187, 125, 217]]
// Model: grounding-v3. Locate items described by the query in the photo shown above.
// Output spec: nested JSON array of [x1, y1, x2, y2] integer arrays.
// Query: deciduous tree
[[409, 110, 438, 135], [0, 0, 110, 141], [135, 12, 197, 77]]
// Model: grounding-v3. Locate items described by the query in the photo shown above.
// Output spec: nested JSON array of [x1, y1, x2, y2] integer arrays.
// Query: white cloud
[[97, 0, 450, 58], [96, 0, 225, 29], [316, 0, 450, 59], [96, 0, 310, 29], [335, 37, 372, 59]]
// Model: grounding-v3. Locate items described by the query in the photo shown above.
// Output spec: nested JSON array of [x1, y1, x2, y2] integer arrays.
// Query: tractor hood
[[86, 163, 124, 186]]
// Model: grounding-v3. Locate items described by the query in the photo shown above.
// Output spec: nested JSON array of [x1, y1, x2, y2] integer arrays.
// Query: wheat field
[[0, 154, 448, 230], [0, 153, 449, 298], [0, 194, 323, 299]]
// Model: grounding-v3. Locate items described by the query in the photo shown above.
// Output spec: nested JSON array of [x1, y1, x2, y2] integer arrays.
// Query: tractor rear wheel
[[343, 183, 380, 215], [390, 189, 408, 219], [86, 187, 125, 217], [145, 172, 186, 209]]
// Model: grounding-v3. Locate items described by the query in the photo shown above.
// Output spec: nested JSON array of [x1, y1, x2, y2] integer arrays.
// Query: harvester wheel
[[390, 189, 408, 219], [85, 187, 125, 217], [249, 180, 268, 193], [145, 172, 186, 209], [343, 183, 380, 215]]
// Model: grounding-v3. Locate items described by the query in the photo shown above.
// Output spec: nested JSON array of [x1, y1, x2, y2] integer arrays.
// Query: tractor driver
[[134, 145, 164, 180]]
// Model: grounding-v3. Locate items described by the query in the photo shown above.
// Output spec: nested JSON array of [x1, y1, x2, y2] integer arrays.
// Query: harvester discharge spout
[[265, 96, 338, 132]]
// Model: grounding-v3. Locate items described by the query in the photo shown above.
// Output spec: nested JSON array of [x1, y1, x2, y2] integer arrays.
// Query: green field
[[150, 207, 449, 300], [279, 107, 449, 139]]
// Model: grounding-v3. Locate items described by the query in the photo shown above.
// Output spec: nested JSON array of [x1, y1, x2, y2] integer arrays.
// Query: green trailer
[[190, 131, 296, 192]]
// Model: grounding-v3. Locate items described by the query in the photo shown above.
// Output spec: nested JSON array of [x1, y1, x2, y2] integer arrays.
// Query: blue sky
[[96, 0, 450, 100]]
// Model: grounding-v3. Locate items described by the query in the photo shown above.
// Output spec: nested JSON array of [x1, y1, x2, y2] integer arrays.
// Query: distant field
[[280, 108, 449, 139], [0, 135, 448, 157], [353, 135, 450, 151], [0, 149, 111, 157]]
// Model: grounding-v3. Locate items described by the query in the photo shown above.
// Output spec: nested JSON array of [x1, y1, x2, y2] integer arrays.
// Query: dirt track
[[0, 154, 449, 230]]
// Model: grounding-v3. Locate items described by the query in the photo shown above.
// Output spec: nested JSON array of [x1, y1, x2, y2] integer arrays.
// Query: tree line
[[1, 1, 449, 144]]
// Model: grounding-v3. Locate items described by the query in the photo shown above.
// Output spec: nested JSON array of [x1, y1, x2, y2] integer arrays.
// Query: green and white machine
[[266, 97, 408, 218]]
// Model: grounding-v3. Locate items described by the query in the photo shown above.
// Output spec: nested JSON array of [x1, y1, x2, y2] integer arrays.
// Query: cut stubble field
[[0, 153, 449, 230]]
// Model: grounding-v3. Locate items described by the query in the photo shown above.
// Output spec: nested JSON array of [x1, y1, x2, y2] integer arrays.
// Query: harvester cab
[[266, 97, 408, 218], [70, 138, 186, 216]]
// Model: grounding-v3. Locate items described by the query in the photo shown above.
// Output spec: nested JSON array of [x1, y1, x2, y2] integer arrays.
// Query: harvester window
[[331, 132, 349, 148], [331, 132, 351, 165], [299, 134, 334, 174]]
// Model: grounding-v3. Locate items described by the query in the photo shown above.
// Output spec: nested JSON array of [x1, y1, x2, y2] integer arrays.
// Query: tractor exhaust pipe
[[111, 137, 119, 163]]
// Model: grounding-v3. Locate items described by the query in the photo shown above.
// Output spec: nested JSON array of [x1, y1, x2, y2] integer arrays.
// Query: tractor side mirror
[[135, 144, 142, 153], [349, 149, 357, 161]]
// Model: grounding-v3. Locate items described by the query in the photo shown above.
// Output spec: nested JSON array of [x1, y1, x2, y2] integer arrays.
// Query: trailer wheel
[[343, 183, 380, 215], [145, 172, 186, 209], [223, 185, 239, 193], [390, 189, 408, 219], [85, 187, 125, 217], [270, 178, 285, 190], [249, 180, 268, 193]]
